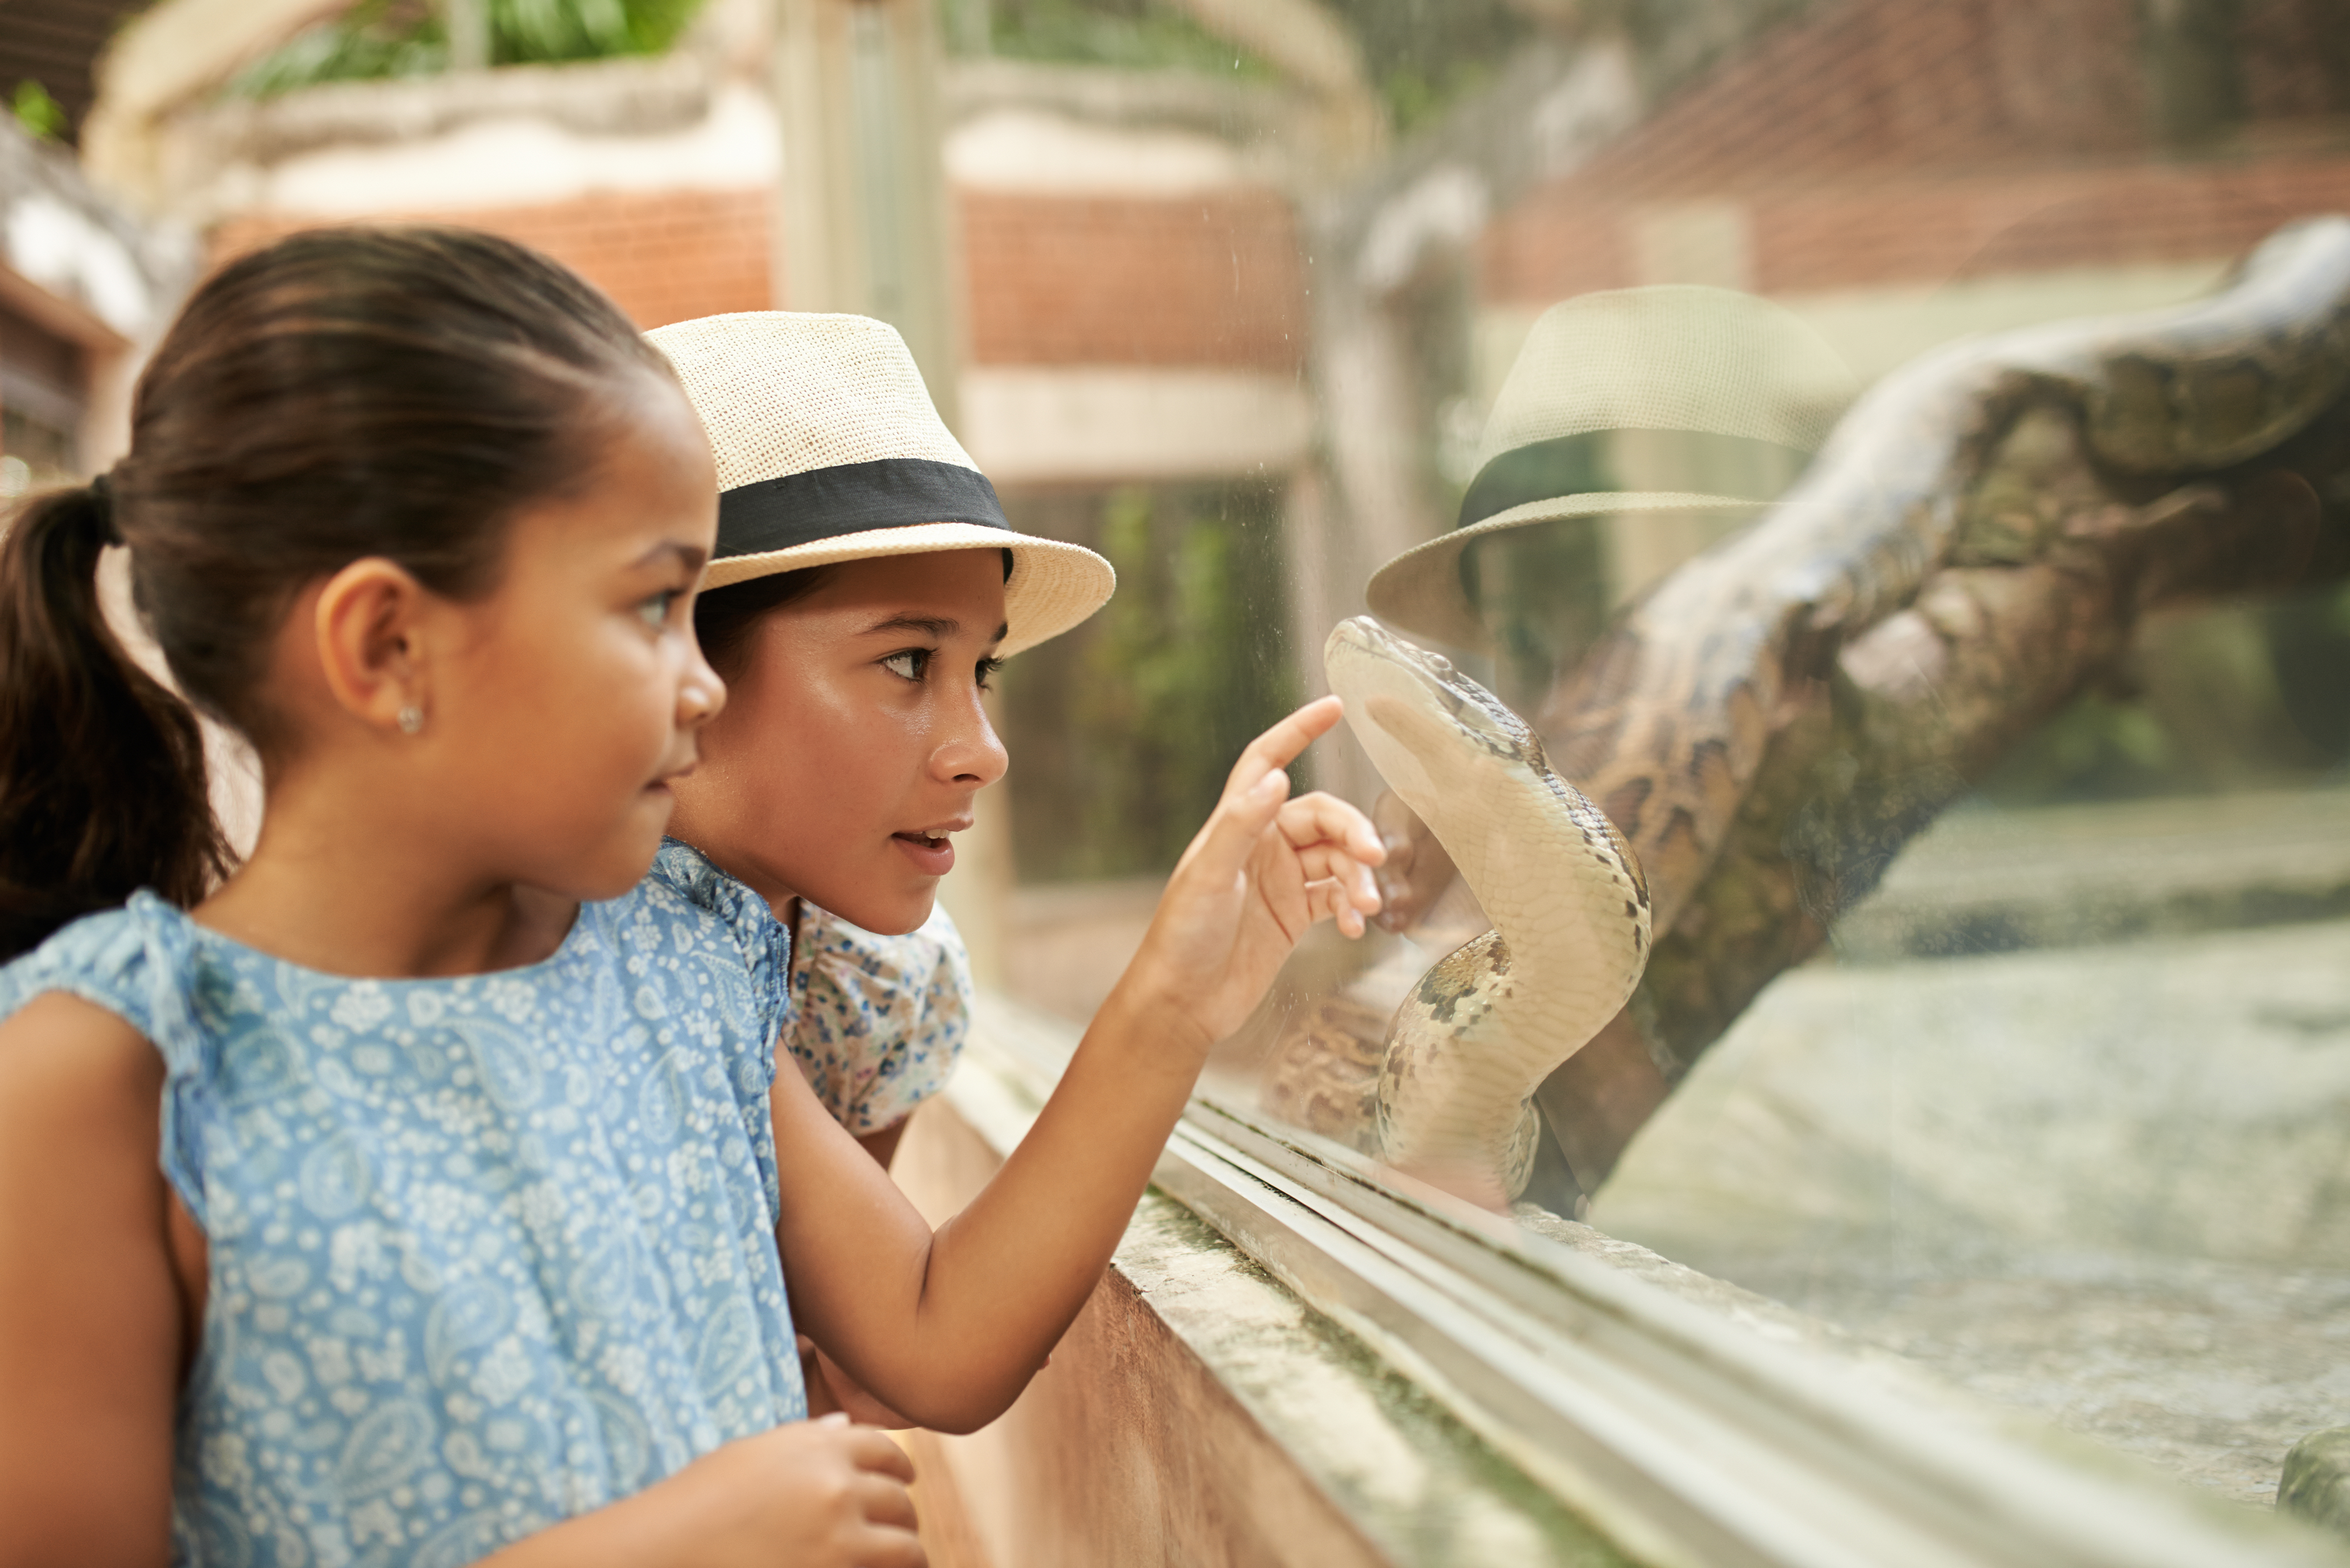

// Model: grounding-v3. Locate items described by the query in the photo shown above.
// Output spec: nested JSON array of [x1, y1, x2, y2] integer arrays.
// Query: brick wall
[[1582, 0, 2349, 202], [1593, 0, 2148, 201], [2240, 0, 2350, 125], [212, 187, 776, 331], [1483, 0, 2350, 302], [1751, 157, 2350, 292], [1486, 154, 2350, 301], [212, 182, 1309, 372], [958, 189, 1306, 370]]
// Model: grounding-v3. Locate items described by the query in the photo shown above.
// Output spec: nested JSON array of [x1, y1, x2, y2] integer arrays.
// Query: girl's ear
[[313, 558, 435, 735]]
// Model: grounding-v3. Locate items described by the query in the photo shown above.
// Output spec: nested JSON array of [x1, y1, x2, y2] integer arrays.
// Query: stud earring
[[396, 705, 424, 735]]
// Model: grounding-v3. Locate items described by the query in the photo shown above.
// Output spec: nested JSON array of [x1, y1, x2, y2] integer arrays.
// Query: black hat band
[[1457, 429, 1816, 530], [718, 456, 1010, 560]]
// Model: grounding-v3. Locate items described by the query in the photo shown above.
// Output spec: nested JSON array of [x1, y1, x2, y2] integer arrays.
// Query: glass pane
[[968, 0, 2350, 1521]]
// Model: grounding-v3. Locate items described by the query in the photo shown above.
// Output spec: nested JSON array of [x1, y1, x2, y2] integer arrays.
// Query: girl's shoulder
[[641, 838, 793, 1018], [0, 895, 181, 1044]]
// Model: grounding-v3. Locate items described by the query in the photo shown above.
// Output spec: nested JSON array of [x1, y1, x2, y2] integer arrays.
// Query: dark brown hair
[[0, 226, 671, 958], [691, 565, 838, 681], [691, 549, 1015, 682]]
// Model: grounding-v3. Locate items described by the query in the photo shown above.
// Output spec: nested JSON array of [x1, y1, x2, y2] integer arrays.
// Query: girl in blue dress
[[0, 228, 1382, 1568]]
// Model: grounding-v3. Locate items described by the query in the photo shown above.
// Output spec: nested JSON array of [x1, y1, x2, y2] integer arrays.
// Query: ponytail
[[0, 482, 225, 958]]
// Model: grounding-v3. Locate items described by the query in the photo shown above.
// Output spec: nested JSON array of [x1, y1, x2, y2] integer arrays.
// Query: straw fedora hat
[[1363, 285, 1857, 651], [645, 311, 1114, 657]]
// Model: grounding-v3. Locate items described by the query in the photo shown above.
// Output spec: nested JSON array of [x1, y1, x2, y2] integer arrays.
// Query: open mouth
[[891, 828, 959, 875]]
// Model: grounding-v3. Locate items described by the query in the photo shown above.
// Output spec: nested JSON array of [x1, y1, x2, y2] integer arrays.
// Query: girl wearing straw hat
[[642, 312, 1117, 1180], [639, 311, 1152, 1419]]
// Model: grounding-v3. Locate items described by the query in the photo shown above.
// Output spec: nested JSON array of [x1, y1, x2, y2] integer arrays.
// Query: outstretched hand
[[1116, 697, 1384, 1055]]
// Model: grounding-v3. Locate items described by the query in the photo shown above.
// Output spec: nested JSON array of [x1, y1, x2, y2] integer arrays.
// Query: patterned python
[[1304, 616, 1652, 1200], [1261, 219, 2350, 1175], [1544, 216, 2350, 941]]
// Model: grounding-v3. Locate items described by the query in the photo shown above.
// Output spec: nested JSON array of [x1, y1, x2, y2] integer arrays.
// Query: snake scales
[[1268, 617, 1650, 1201]]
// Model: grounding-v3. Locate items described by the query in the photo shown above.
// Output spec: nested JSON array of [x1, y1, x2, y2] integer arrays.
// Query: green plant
[[231, 0, 707, 97], [1321, 0, 1531, 135], [973, 0, 1276, 77], [967, 0, 1534, 134], [11, 81, 65, 142], [999, 481, 1298, 882]]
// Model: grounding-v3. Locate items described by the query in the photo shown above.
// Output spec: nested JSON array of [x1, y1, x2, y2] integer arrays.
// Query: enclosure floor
[[1593, 863, 2350, 1512], [1723, 1254, 2350, 1506]]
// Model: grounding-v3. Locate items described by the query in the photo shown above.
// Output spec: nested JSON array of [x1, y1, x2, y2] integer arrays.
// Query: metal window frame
[[958, 993, 2342, 1568]]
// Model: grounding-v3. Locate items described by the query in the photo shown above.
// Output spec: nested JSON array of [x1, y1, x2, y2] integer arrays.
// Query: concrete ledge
[[891, 1032, 1625, 1567], [942, 57, 1304, 142], [177, 52, 715, 165], [938, 994, 2350, 1567]]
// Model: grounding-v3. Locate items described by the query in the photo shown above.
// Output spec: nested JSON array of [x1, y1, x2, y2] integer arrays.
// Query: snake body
[[1547, 217, 2350, 948], [1324, 616, 1652, 1198], [1265, 221, 2350, 1169]]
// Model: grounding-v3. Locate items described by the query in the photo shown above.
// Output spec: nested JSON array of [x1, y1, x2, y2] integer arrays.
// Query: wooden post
[[773, 0, 1011, 984], [444, 0, 492, 71], [773, 0, 961, 421]]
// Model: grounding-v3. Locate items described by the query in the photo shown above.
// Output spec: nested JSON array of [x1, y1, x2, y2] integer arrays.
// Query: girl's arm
[[773, 698, 1383, 1433], [802, 1123, 918, 1427], [855, 1121, 908, 1169], [0, 994, 183, 1568]]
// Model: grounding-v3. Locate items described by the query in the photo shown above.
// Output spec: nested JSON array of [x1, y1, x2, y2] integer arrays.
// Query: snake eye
[[1425, 653, 1455, 675]]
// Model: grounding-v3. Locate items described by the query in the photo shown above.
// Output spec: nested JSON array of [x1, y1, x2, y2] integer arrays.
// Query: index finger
[[1223, 696, 1344, 797]]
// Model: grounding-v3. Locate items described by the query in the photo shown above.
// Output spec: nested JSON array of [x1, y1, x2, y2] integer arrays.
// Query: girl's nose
[[935, 692, 1009, 787], [677, 647, 726, 729]]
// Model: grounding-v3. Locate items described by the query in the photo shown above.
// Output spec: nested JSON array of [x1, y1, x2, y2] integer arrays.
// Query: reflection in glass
[[967, 0, 2350, 1522]]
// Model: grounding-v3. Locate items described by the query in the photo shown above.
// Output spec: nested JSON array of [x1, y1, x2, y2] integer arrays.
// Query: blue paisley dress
[[0, 857, 808, 1568], [653, 841, 970, 1136]]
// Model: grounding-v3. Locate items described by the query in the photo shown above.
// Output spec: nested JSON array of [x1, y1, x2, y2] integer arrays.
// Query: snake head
[[1324, 617, 1542, 771], [1324, 616, 1650, 911], [1322, 615, 1551, 864]]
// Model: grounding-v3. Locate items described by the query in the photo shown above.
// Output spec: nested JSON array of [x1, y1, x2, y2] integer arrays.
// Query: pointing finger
[[1223, 697, 1343, 797], [1174, 766, 1292, 891]]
